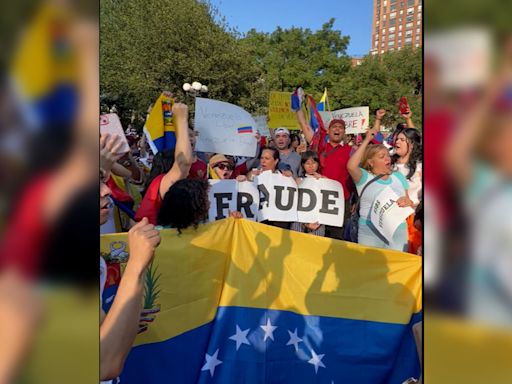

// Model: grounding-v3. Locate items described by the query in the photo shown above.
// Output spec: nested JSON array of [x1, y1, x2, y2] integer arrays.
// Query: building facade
[[370, 0, 422, 55]]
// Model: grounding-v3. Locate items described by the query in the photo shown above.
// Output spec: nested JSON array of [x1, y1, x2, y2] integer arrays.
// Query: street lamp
[[182, 81, 208, 97]]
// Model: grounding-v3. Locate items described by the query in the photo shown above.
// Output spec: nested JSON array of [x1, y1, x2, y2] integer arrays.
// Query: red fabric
[[188, 158, 208, 180], [233, 162, 248, 178], [318, 142, 353, 200], [135, 174, 165, 224], [0, 174, 51, 278], [106, 177, 133, 203], [424, 108, 457, 226]]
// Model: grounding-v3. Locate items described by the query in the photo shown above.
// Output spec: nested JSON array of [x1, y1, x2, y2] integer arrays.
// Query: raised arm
[[401, 108, 415, 128], [347, 109, 385, 184], [296, 108, 314, 144], [100, 218, 160, 380], [159, 102, 193, 198]]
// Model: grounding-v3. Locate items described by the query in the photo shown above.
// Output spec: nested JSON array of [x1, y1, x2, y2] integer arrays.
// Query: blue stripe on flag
[[151, 131, 177, 153], [120, 306, 421, 383]]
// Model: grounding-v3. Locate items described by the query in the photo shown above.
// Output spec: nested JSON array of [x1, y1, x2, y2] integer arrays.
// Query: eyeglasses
[[214, 163, 234, 171]]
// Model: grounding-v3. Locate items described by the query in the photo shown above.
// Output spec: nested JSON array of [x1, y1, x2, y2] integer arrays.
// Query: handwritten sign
[[370, 186, 414, 241], [194, 98, 257, 157], [268, 92, 299, 130], [320, 106, 369, 134]]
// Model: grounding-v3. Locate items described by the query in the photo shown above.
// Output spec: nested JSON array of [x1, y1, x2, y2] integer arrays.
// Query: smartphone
[[399, 97, 409, 115], [100, 113, 131, 154]]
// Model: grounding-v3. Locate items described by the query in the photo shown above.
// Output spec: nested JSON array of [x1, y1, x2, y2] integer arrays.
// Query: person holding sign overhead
[[347, 109, 414, 252]]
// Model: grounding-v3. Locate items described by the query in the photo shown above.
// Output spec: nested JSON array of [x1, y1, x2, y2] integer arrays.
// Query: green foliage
[[100, 1, 421, 129]]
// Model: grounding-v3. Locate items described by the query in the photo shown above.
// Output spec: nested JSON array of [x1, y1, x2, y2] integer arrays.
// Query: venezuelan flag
[[144, 93, 176, 154], [101, 218, 422, 383], [10, 3, 78, 130], [317, 88, 328, 112]]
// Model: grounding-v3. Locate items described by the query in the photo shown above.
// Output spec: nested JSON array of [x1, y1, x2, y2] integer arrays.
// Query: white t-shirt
[[395, 162, 422, 206]]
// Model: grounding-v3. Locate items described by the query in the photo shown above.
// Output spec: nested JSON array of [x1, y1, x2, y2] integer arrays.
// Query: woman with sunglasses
[[208, 154, 236, 180]]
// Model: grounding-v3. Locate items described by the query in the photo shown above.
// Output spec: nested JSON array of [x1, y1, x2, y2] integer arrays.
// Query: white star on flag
[[286, 328, 303, 352], [229, 325, 251, 350], [201, 349, 223, 377], [260, 318, 278, 342], [308, 349, 326, 374]]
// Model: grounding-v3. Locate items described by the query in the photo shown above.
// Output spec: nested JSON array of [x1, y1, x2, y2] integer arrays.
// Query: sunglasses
[[214, 163, 234, 171]]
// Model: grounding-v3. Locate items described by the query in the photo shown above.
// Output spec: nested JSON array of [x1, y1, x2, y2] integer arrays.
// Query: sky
[[209, 0, 373, 57]]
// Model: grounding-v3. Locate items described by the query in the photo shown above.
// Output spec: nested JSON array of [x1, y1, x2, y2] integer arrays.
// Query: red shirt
[[188, 158, 207, 180], [318, 142, 353, 200], [135, 174, 165, 225]]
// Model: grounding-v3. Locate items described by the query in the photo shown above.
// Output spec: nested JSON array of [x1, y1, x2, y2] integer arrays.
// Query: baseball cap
[[328, 119, 346, 129], [274, 127, 290, 136]]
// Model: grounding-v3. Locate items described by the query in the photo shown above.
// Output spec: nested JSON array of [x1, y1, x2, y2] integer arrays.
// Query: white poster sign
[[370, 186, 414, 241], [195, 98, 258, 157], [255, 171, 298, 222], [208, 180, 260, 222], [297, 177, 345, 227], [320, 106, 369, 134], [254, 115, 270, 137], [99, 113, 130, 153]]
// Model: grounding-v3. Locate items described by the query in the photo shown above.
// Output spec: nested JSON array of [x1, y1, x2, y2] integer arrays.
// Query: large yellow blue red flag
[[10, 3, 78, 130], [101, 218, 422, 383], [144, 93, 176, 154]]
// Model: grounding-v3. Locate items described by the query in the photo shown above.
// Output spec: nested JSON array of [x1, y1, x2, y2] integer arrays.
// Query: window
[[407, 7, 415, 14], [390, 5, 396, 11], [399, 25, 403, 30], [415, 43, 420, 47], [398, 31, 403, 37], [389, 26, 396, 32], [389, 33, 395, 40], [400, 10, 404, 15], [381, 42, 385, 47], [389, 47, 395, 51], [416, 27, 421, 34], [406, 15, 414, 23], [398, 46, 402, 51], [406, 22, 413, 28], [416, 34, 420, 40], [406, 30, 413, 37], [407, 0, 415, 5], [389, 18, 396, 26], [388, 40, 395, 46], [417, 19, 421, 25], [382, 28, 387, 34], [405, 37, 412, 43], [390, 12, 396, 18], [381, 49, 385, 54], [384, 0, 387, 5]]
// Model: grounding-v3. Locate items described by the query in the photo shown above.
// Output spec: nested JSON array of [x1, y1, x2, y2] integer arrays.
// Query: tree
[[100, 0, 259, 127]]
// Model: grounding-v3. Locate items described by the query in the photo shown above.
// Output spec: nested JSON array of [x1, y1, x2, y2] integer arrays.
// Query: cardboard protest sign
[[100, 113, 130, 154], [194, 98, 258, 157], [208, 180, 259, 222], [268, 92, 299, 130], [370, 186, 414, 241], [297, 177, 345, 227], [320, 106, 369, 134], [254, 171, 298, 222], [253, 115, 270, 137]]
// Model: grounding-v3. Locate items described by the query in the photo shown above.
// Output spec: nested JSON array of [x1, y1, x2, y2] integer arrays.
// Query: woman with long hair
[[392, 128, 422, 254], [347, 109, 414, 252]]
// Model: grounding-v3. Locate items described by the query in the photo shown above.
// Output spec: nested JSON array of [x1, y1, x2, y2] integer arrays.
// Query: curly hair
[[391, 128, 422, 180], [157, 179, 210, 233]]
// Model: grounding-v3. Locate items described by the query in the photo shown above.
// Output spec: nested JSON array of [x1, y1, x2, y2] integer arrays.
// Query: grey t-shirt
[[279, 150, 301, 178]]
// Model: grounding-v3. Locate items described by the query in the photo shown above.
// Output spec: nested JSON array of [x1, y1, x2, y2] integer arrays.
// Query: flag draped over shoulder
[[317, 88, 328, 112], [144, 93, 176, 154], [10, 3, 78, 130], [101, 218, 422, 383]]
